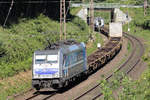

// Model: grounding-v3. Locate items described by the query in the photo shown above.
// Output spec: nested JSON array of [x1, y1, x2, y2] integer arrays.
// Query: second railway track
[[73, 32, 144, 100], [14, 29, 144, 100], [15, 28, 122, 100]]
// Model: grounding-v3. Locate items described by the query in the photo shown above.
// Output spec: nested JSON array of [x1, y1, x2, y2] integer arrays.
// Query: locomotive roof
[[45, 39, 80, 50], [34, 40, 83, 54]]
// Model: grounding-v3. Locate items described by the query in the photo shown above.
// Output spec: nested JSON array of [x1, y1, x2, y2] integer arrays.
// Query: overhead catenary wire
[[63, 0, 73, 40], [0, 1, 82, 4], [1, 0, 75, 27], [3, 0, 14, 27], [65, 0, 72, 18], [60, 0, 72, 40]]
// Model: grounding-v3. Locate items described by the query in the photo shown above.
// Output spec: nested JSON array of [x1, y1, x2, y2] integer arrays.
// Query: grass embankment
[[87, 33, 103, 56], [87, 10, 111, 24], [113, 41, 132, 74], [0, 14, 91, 78], [0, 7, 103, 100], [100, 8, 150, 100], [94, 11, 111, 24], [70, 7, 82, 15]]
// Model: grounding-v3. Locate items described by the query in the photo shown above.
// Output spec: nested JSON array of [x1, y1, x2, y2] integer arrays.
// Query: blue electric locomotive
[[32, 40, 87, 90]]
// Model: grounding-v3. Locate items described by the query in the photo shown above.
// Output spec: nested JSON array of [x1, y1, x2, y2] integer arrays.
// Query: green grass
[[119, 41, 132, 66], [0, 73, 32, 100], [87, 10, 111, 24], [108, 40, 132, 75], [87, 33, 103, 56], [0, 14, 94, 78], [121, 7, 150, 62], [0, 7, 104, 78], [94, 11, 111, 24], [0, 7, 103, 99], [0, 31, 103, 100], [100, 7, 150, 100], [70, 7, 82, 15], [127, 41, 132, 54]]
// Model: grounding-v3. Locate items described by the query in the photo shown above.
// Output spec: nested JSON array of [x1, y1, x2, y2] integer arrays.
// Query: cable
[[3, 0, 14, 27], [0, 1, 82, 4], [65, 0, 72, 17]]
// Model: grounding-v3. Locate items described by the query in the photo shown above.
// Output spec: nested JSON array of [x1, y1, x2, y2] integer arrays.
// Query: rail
[[73, 29, 144, 100]]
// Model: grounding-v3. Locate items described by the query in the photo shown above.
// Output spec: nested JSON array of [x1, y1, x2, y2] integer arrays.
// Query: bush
[[100, 7, 150, 100], [0, 14, 93, 78]]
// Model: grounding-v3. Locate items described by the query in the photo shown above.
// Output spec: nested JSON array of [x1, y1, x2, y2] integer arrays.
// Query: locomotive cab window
[[35, 54, 58, 64], [47, 55, 58, 63], [35, 55, 46, 64]]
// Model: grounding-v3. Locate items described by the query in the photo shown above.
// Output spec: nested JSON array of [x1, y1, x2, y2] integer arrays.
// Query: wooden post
[[90, 0, 94, 32], [144, 0, 147, 16]]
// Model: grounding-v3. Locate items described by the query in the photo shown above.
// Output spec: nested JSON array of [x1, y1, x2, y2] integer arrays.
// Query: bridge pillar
[[76, 7, 88, 22], [111, 8, 115, 22], [114, 8, 131, 24]]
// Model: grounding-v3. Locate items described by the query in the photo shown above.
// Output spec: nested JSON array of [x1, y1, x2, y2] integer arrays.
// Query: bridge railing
[[71, 3, 144, 8]]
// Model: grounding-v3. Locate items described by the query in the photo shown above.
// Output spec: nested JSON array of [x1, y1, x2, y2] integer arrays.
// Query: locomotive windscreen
[[33, 53, 59, 79], [47, 55, 58, 63], [35, 55, 46, 64], [35, 54, 58, 64]]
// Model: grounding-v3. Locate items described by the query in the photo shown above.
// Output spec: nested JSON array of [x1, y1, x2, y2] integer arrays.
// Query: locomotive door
[[63, 55, 68, 78]]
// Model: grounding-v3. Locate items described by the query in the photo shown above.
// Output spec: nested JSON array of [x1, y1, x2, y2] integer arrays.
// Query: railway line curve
[[14, 27, 144, 100], [73, 30, 144, 100]]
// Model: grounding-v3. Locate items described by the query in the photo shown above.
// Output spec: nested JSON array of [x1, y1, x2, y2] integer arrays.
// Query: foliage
[[100, 67, 150, 100], [0, 72, 32, 100], [94, 11, 111, 24], [70, 7, 82, 15], [0, 13, 97, 78], [101, 7, 150, 100], [0, 7, 103, 99], [87, 33, 103, 56], [121, 7, 150, 61]]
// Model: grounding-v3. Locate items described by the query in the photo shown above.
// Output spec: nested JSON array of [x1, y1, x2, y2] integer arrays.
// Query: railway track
[[73, 33, 144, 100], [14, 28, 120, 100], [21, 36, 121, 100], [14, 29, 144, 100], [24, 90, 57, 100]]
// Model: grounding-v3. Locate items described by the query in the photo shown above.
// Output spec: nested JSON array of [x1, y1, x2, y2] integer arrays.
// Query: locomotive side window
[[70, 52, 77, 64], [63, 55, 66, 67], [64, 50, 84, 68], [65, 55, 70, 67], [77, 51, 83, 61], [72, 52, 78, 64]]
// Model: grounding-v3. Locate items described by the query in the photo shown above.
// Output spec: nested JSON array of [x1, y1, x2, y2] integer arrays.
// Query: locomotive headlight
[[33, 73, 39, 78], [54, 72, 59, 77]]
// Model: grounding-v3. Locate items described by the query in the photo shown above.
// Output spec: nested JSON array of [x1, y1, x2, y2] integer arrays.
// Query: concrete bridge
[[74, 3, 132, 24], [71, 3, 144, 9]]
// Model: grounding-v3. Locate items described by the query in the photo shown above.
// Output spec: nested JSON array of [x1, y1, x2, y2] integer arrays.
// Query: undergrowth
[[94, 11, 111, 24], [0, 14, 93, 78], [0, 7, 103, 100], [100, 7, 150, 100]]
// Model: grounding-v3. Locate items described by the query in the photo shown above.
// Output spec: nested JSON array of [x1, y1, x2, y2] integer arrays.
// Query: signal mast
[[60, 0, 66, 40]]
